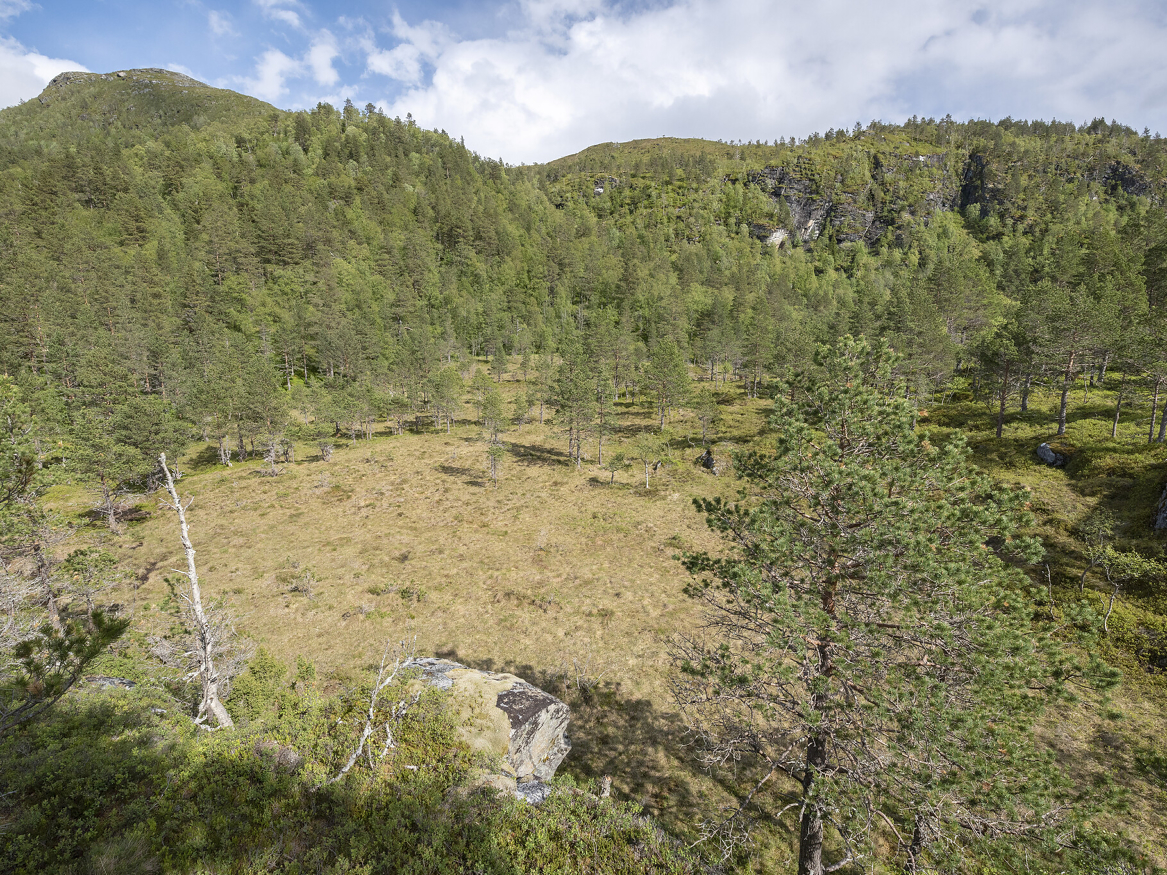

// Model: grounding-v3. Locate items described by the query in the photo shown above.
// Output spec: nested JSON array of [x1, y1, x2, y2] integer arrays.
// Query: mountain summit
[[1, 68, 276, 144]]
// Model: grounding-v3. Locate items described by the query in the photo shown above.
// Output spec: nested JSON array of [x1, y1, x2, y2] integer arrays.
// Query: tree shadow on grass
[[434, 463, 488, 487], [81, 505, 151, 528], [432, 649, 740, 840], [503, 441, 570, 468], [184, 443, 224, 473]]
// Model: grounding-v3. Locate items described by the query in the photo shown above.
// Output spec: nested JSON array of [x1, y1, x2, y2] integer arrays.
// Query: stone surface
[[1154, 484, 1167, 532], [86, 675, 136, 689], [1036, 443, 1066, 467], [254, 740, 304, 773], [46, 68, 207, 90], [456, 771, 555, 805], [514, 779, 553, 804], [462, 771, 519, 797], [695, 448, 719, 475], [405, 657, 571, 782]]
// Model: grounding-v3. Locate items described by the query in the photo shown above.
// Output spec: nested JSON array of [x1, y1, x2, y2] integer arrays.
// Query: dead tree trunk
[[32, 542, 63, 633], [158, 453, 234, 730]]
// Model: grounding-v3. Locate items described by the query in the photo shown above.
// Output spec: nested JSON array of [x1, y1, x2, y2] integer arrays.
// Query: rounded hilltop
[[43, 68, 211, 93], [2, 66, 278, 143]]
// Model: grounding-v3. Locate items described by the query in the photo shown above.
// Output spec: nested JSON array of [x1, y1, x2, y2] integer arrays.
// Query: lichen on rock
[[404, 657, 571, 783]]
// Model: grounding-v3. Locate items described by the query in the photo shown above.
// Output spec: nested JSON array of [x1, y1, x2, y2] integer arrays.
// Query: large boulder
[[1036, 443, 1066, 467], [1155, 484, 1167, 532], [404, 657, 571, 783]]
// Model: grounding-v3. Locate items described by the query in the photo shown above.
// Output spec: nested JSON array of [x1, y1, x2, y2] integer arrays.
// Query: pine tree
[[0, 379, 128, 735], [644, 337, 690, 431], [672, 337, 1098, 875], [428, 366, 464, 433], [553, 334, 596, 466]]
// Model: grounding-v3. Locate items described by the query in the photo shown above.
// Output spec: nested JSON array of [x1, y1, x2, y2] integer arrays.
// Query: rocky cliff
[[743, 142, 1158, 247]]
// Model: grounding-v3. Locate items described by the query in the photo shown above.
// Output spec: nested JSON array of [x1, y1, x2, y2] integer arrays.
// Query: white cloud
[[365, 41, 423, 84], [357, 0, 1167, 163], [208, 10, 237, 37], [0, 0, 31, 21], [239, 48, 300, 104], [253, 0, 305, 31], [307, 31, 339, 87], [167, 63, 199, 78], [0, 35, 87, 109], [233, 32, 344, 107]]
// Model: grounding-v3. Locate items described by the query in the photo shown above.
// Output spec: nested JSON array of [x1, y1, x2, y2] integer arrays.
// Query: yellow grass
[[80, 377, 790, 855]]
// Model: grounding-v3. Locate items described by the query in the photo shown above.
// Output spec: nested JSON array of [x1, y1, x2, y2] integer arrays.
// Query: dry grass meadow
[[41, 363, 1167, 869], [76, 371, 801, 862]]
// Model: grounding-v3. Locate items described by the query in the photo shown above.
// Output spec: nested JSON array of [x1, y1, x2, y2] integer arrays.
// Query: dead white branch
[[158, 452, 234, 730], [319, 637, 418, 789]]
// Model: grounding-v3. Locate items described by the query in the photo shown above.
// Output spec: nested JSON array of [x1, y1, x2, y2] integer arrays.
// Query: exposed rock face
[[959, 152, 1154, 213], [748, 223, 788, 247], [1154, 484, 1167, 532], [745, 152, 959, 246], [1036, 443, 1066, 467], [514, 780, 553, 804], [404, 657, 571, 782], [740, 146, 1160, 249], [45, 68, 208, 91]]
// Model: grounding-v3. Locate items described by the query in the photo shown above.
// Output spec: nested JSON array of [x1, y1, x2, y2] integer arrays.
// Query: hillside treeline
[[1, 80, 1165, 484]]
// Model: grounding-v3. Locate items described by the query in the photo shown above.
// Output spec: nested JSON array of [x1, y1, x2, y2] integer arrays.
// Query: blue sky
[[2, 0, 1165, 163]]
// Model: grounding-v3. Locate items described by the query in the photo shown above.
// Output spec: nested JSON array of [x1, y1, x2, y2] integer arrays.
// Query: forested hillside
[[2, 72, 1165, 454], [2, 70, 1167, 874]]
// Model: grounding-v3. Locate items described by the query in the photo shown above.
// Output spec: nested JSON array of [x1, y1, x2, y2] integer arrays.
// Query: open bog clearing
[[77, 390, 768, 826]]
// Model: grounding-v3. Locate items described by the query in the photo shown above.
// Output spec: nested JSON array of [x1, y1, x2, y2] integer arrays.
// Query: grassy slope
[[1, 72, 1162, 869], [924, 387, 1167, 867]]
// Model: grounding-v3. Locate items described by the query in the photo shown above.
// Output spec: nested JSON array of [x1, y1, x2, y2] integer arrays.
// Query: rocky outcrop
[[405, 658, 571, 792], [1098, 160, 1154, 199], [962, 150, 1156, 214], [45, 68, 207, 92], [1154, 483, 1167, 532], [1036, 443, 1066, 467], [745, 150, 958, 246], [749, 223, 788, 247], [741, 143, 1162, 249], [695, 448, 719, 474]]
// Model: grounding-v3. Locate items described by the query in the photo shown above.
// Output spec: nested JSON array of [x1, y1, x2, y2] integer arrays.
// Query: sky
[[1, 0, 1165, 164]]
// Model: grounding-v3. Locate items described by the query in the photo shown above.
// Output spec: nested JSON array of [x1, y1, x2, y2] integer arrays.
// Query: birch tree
[[644, 337, 690, 431]]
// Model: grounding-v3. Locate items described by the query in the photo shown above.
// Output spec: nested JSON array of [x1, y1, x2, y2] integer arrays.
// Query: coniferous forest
[[1, 69, 1166, 874]]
